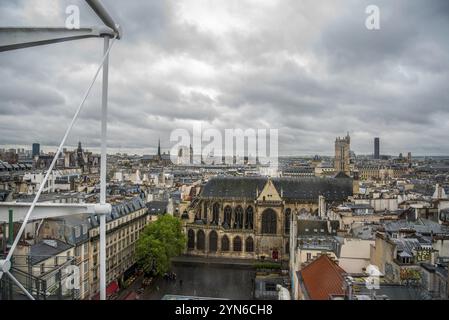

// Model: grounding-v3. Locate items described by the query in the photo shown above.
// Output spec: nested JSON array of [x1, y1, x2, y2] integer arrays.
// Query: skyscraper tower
[[157, 138, 161, 158], [334, 133, 351, 175], [32, 143, 40, 158], [374, 137, 380, 159]]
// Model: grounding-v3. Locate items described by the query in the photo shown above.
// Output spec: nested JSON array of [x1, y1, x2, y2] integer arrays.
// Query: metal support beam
[[0, 26, 114, 52], [86, 0, 122, 39], [0, 203, 111, 222], [99, 35, 111, 301]]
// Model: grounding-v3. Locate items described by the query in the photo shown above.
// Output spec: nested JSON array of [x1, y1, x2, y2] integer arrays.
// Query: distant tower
[[334, 133, 351, 174], [157, 138, 161, 158], [374, 137, 380, 159], [32, 143, 40, 158], [189, 144, 193, 164], [76, 141, 85, 171]]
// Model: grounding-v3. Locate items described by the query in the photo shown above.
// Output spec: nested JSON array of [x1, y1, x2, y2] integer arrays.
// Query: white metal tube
[[99, 214, 107, 300], [100, 36, 109, 206], [99, 35, 110, 300], [85, 0, 122, 38]]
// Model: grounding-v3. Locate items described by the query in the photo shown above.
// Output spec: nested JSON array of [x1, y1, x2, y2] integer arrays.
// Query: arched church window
[[233, 236, 242, 252], [212, 202, 220, 225], [221, 235, 230, 251], [196, 229, 205, 251], [245, 206, 254, 229], [223, 206, 232, 229], [245, 237, 254, 252], [261, 209, 277, 234], [234, 206, 243, 229], [209, 230, 218, 252], [187, 229, 195, 249]]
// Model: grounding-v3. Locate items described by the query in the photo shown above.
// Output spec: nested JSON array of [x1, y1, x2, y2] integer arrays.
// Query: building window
[[187, 229, 195, 249], [233, 206, 243, 229], [306, 253, 311, 261], [209, 231, 218, 252], [233, 236, 242, 252], [196, 229, 205, 251], [245, 206, 254, 229], [221, 235, 230, 252], [261, 209, 277, 234], [245, 237, 254, 252], [212, 202, 220, 225], [223, 206, 232, 229]]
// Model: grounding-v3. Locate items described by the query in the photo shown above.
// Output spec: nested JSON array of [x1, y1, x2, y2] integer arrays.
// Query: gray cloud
[[0, 0, 448, 156]]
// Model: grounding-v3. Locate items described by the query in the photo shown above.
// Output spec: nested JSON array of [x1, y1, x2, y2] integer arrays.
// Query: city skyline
[[1, 139, 445, 158], [0, 0, 448, 156]]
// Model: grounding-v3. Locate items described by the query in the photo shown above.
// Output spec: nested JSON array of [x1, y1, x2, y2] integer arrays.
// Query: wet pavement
[[122, 262, 256, 300]]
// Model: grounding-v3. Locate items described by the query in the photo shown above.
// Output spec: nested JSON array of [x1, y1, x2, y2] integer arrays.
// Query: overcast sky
[[1, 0, 448, 156]]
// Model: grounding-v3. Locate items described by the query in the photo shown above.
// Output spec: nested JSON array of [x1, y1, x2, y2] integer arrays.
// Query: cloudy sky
[[1, 0, 448, 156]]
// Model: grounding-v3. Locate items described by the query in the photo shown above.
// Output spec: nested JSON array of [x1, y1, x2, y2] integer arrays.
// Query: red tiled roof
[[299, 255, 346, 300]]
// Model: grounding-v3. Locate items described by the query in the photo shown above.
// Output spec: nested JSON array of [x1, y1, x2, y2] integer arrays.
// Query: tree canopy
[[136, 214, 186, 276]]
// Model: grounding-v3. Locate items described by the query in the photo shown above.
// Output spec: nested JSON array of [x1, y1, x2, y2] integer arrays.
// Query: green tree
[[136, 214, 186, 276]]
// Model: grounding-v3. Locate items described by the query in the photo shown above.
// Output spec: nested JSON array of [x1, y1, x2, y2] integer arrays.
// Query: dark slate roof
[[283, 167, 314, 173], [391, 238, 424, 255], [334, 171, 351, 179], [384, 218, 449, 236], [110, 197, 146, 221], [29, 239, 73, 265], [86, 196, 147, 228], [200, 177, 267, 199], [297, 220, 339, 236], [147, 200, 168, 215], [272, 177, 352, 201], [200, 176, 352, 201], [357, 284, 426, 300]]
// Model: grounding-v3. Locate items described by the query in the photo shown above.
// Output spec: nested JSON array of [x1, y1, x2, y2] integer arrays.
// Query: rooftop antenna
[[0, 0, 121, 300]]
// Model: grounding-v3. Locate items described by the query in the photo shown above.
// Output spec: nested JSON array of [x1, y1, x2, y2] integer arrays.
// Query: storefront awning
[[91, 280, 119, 300]]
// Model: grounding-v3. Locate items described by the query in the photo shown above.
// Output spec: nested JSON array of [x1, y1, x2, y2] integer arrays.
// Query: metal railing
[[0, 254, 80, 300]]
